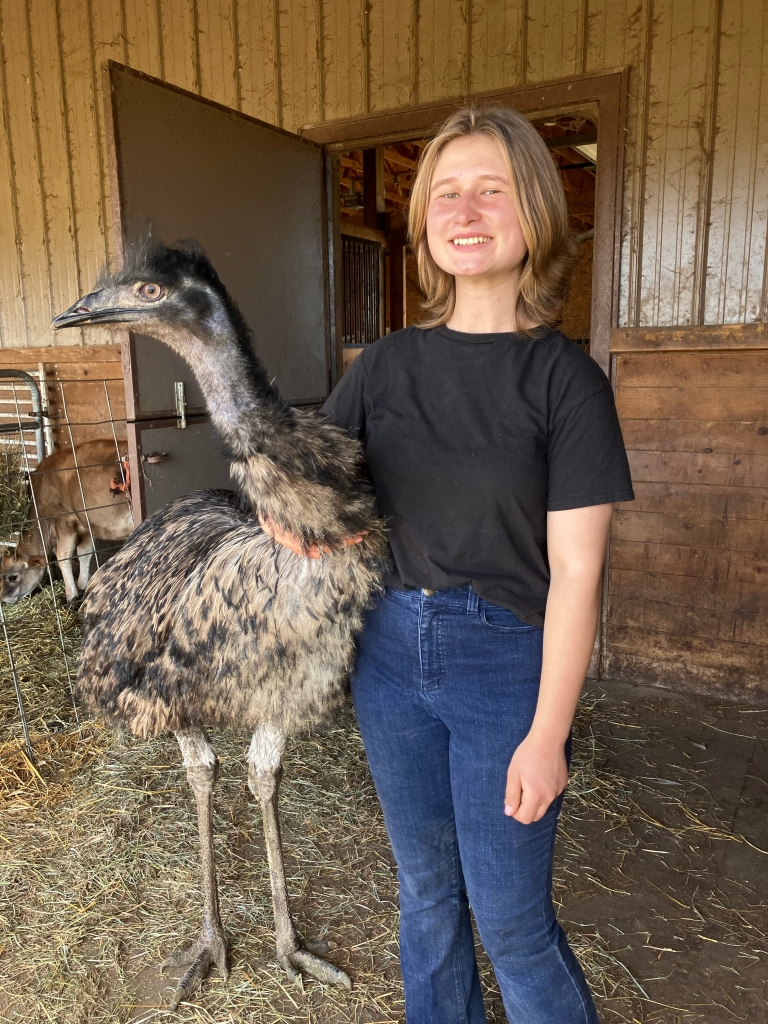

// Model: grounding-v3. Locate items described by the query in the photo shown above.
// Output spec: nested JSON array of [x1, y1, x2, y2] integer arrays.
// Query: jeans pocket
[[480, 601, 539, 632]]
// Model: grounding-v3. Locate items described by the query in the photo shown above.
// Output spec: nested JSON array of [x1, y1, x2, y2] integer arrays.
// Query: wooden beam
[[611, 323, 768, 352]]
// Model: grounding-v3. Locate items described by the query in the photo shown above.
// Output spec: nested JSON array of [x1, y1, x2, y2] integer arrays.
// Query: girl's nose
[[454, 191, 480, 224]]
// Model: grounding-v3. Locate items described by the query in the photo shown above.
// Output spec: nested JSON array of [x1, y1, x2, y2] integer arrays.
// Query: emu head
[[51, 238, 251, 358]]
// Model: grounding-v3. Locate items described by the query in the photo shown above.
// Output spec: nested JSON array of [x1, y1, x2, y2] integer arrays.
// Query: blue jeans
[[351, 586, 600, 1024]]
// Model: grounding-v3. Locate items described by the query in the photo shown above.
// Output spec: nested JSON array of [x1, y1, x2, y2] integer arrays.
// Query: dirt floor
[[1, 651, 767, 1023]]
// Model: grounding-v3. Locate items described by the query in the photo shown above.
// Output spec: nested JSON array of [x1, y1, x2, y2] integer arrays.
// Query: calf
[[1, 439, 134, 603]]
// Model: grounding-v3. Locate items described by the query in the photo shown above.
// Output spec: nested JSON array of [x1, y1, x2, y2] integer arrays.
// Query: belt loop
[[467, 586, 479, 613]]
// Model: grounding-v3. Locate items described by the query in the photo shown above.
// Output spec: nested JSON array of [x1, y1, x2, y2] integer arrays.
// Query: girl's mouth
[[450, 236, 493, 247]]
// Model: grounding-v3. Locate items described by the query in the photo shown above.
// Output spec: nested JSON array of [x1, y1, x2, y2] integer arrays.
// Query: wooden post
[[389, 231, 405, 331], [363, 148, 378, 230]]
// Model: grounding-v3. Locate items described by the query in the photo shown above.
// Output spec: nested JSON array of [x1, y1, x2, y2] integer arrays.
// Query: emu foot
[[162, 926, 228, 1010], [278, 941, 351, 989]]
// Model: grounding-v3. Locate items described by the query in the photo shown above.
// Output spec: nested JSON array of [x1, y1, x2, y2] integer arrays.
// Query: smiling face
[[425, 134, 528, 284]]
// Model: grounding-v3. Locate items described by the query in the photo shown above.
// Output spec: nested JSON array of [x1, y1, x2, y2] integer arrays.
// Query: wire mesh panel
[[0, 364, 132, 758], [341, 234, 385, 346]]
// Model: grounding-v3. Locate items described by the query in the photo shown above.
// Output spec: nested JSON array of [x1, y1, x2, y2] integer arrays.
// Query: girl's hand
[[259, 514, 366, 559], [504, 731, 568, 824]]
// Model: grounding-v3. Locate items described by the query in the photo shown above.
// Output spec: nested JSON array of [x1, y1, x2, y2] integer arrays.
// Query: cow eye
[[139, 283, 164, 301], [6, 574, 18, 583]]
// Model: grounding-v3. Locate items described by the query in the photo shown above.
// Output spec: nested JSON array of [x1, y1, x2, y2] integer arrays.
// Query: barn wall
[[607, 328, 768, 697], [0, 0, 766, 349]]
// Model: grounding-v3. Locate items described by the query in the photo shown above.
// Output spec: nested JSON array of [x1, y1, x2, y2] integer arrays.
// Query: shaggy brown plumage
[[52, 238, 388, 1009]]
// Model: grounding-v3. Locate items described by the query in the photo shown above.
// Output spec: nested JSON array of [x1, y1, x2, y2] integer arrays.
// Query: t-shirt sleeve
[[546, 385, 635, 511], [320, 350, 369, 440]]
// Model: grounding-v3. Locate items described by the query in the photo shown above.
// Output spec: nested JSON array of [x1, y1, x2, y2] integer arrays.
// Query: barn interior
[[337, 115, 597, 373], [1, 68, 767, 1024]]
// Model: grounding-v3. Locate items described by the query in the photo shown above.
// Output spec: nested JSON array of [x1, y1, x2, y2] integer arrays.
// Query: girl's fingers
[[504, 770, 522, 816]]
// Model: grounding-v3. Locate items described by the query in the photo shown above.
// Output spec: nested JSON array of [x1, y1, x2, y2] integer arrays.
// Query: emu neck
[[155, 323, 289, 460]]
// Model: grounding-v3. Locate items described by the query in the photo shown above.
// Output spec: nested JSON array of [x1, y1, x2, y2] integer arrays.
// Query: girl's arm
[[504, 502, 614, 824]]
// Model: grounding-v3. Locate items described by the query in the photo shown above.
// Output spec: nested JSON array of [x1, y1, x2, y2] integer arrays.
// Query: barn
[[0, 1, 766, 1021]]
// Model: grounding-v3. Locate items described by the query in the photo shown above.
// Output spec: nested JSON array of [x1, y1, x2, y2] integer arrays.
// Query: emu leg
[[163, 730, 228, 1010], [247, 723, 351, 989]]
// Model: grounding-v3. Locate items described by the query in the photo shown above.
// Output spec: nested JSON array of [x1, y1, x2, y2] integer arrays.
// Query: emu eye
[[139, 282, 164, 301]]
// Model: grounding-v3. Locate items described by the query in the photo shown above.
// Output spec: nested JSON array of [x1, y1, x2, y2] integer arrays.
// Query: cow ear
[[28, 555, 47, 567]]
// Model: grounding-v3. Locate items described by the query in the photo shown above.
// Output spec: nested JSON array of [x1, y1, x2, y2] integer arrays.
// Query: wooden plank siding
[[0, 343, 125, 451], [0, 0, 766, 348], [606, 345, 768, 696]]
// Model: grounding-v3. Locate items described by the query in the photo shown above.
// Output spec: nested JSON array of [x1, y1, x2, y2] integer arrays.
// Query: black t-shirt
[[322, 325, 634, 625]]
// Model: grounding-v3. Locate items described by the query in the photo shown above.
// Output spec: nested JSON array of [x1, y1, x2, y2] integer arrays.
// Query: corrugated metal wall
[[0, 0, 766, 349]]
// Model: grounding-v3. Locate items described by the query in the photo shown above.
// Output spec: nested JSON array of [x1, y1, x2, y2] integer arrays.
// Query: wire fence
[[0, 368, 132, 758]]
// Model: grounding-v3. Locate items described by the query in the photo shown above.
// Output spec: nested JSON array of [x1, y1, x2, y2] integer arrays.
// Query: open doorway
[[336, 116, 597, 373]]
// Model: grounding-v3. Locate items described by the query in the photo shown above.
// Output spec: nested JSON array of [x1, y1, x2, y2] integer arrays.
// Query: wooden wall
[[607, 326, 768, 697], [0, 344, 125, 453], [0, 0, 766, 349]]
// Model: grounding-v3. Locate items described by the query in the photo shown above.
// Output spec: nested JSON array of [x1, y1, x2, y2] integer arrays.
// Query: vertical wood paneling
[[525, 0, 584, 83], [86, 0, 129, 316], [197, 0, 239, 110], [277, 0, 322, 130], [322, 0, 367, 120], [1, 0, 52, 347], [585, 0, 648, 328], [158, 0, 200, 93], [417, 0, 467, 102], [56, 0, 111, 347], [0, 0, 27, 347], [369, 0, 416, 112], [704, 0, 768, 324], [469, 0, 523, 93], [26, 0, 79, 332], [2, 0, 768, 355], [123, 0, 164, 77], [236, 0, 280, 123], [636, 0, 719, 326]]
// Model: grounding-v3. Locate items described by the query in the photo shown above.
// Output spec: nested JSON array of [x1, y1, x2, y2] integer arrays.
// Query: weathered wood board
[[605, 346, 768, 697]]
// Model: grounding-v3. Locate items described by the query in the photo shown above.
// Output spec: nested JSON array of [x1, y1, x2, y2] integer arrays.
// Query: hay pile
[[0, 444, 29, 544], [1, 592, 765, 1023]]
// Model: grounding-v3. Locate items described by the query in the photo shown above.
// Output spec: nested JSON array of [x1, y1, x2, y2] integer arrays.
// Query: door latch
[[174, 381, 187, 429]]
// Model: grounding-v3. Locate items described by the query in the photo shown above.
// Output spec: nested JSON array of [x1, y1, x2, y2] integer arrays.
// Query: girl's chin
[[445, 263, 519, 281]]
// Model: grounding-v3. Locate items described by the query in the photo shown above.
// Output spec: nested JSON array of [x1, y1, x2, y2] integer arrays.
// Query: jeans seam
[[540, 827, 593, 1024], [551, 931, 592, 1024], [449, 843, 470, 1024]]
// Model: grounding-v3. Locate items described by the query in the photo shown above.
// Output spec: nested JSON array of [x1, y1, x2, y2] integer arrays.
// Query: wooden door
[[105, 62, 331, 520]]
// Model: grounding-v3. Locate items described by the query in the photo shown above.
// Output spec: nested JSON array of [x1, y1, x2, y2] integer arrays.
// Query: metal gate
[[341, 234, 386, 347], [0, 366, 131, 759]]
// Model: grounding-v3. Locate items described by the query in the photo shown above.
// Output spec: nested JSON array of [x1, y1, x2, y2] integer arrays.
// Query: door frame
[[302, 68, 628, 380]]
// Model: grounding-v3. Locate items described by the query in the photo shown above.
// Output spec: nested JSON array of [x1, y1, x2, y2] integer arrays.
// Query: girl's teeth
[[452, 236, 491, 245]]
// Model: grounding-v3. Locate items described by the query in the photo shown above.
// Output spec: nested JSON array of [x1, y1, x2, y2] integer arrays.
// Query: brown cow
[[0, 439, 134, 603]]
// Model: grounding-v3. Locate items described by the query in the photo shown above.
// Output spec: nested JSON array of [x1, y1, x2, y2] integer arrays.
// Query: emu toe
[[279, 944, 352, 989], [162, 928, 229, 1010]]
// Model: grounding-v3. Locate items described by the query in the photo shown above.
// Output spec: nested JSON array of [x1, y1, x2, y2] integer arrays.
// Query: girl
[[265, 105, 633, 1024]]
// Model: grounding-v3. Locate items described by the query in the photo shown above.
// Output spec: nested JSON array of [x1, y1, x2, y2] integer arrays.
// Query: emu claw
[[279, 945, 351, 989], [162, 930, 228, 1010]]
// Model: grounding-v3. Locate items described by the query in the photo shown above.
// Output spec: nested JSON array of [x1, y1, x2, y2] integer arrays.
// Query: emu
[[52, 240, 388, 1010]]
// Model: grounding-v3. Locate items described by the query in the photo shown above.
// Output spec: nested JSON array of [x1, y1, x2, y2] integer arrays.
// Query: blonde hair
[[407, 105, 578, 334]]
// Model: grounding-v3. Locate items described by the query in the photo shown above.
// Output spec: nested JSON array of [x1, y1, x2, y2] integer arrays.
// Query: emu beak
[[52, 292, 140, 329]]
